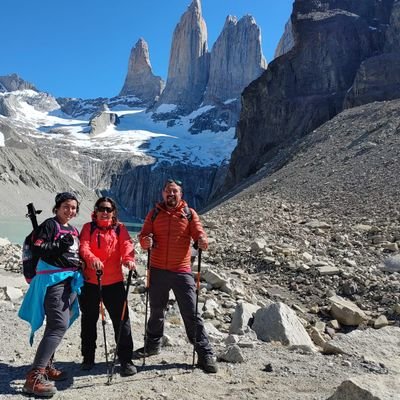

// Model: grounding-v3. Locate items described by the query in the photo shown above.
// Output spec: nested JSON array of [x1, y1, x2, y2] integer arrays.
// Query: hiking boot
[[120, 360, 137, 377], [80, 357, 95, 371], [197, 355, 218, 373], [46, 360, 68, 381], [22, 368, 57, 397], [133, 345, 161, 359]]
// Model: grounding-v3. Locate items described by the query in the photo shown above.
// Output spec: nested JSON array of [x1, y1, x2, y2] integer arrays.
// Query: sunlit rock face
[[203, 15, 266, 105], [155, 0, 209, 113], [119, 38, 164, 105]]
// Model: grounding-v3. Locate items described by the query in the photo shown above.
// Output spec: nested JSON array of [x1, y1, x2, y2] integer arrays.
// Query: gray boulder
[[329, 295, 369, 326], [89, 109, 120, 136], [380, 254, 400, 272], [324, 326, 400, 374], [252, 302, 315, 349], [327, 375, 400, 400], [229, 301, 260, 335]]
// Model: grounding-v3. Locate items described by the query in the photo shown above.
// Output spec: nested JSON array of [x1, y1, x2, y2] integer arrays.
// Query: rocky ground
[[0, 255, 399, 400], [1, 99, 400, 399]]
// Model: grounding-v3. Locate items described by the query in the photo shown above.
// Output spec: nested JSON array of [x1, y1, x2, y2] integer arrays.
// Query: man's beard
[[166, 196, 177, 207]]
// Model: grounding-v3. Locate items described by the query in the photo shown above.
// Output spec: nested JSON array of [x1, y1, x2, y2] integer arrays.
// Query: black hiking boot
[[120, 360, 137, 377], [80, 357, 95, 371], [197, 355, 218, 373], [133, 345, 161, 359]]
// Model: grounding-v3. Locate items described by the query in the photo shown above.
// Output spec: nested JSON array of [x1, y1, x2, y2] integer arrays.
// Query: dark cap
[[55, 192, 79, 204]]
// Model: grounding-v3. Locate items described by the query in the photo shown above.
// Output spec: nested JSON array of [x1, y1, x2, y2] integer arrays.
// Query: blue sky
[[2, 0, 293, 99]]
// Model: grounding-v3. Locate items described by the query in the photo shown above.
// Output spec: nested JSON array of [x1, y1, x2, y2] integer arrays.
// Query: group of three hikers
[[18, 179, 218, 397]]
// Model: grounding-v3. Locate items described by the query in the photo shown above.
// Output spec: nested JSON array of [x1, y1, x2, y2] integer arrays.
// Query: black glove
[[59, 233, 74, 250], [39, 241, 64, 256], [39, 234, 74, 256]]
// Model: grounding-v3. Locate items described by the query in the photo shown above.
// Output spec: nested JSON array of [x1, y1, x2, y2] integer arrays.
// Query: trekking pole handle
[[127, 269, 133, 285], [198, 249, 202, 272], [96, 269, 103, 277]]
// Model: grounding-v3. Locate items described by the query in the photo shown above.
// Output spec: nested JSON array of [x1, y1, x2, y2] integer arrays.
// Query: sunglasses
[[97, 206, 114, 213], [167, 178, 182, 186]]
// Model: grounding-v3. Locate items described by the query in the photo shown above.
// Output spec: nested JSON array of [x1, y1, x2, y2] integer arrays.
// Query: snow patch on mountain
[[1, 90, 237, 167]]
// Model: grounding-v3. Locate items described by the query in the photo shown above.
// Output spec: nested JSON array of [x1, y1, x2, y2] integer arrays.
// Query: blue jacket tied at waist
[[18, 259, 84, 345]]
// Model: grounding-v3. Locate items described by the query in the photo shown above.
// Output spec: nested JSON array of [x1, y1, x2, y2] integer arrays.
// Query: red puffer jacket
[[79, 221, 135, 285], [139, 200, 207, 273]]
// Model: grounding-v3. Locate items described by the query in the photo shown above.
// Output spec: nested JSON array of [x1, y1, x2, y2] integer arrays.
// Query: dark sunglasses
[[97, 206, 114, 213], [167, 178, 182, 186]]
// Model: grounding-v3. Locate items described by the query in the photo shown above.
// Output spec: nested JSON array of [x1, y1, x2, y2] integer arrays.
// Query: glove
[[39, 234, 74, 256], [59, 233, 74, 251]]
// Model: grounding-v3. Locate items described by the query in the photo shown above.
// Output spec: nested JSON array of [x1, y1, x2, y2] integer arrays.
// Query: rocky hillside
[[0, 98, 399, 399], [205, 98, 400, 320], [0, 118, 97, 219], [224, 0, 396, 192]]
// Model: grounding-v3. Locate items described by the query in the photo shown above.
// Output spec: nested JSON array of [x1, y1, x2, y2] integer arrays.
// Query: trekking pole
[[192, 248, 202, 368], [107, 269, 136, 385], [96, 269, 109, 376], [142, 249, 151, 366], [26, 203, 42, 230]]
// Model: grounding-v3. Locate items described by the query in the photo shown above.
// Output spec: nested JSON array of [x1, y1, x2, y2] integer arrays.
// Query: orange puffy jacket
[[79, 221, 135, 285], [139, 200, 207, 272]]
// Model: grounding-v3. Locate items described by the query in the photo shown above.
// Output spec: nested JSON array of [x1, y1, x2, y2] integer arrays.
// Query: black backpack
[[22, 230, 40, 283], [151, 205, 192, 222], [22, 208, 79, 283], [22, 203, 41, 283]]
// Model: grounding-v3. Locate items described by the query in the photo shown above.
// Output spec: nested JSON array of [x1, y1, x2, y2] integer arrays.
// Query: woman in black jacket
[[19, 192, 83, 398]]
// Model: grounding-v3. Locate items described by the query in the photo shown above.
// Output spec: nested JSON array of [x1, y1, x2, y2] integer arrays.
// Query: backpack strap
[[90, 221, 97, 236], [151, 208, 159, 222], [183, 206, 192, 222], [90, 221, 121, 235], [52, 219, 62, 240], [53, 218, 79, 240], [151, 206, 192, 222]]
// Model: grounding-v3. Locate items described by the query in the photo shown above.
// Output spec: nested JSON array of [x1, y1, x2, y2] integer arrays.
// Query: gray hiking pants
[[146, 267, 214, 358], [32, 280, 76, 369]]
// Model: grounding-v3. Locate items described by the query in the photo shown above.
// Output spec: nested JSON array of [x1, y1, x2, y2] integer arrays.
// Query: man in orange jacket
[[135, 179, 217, 373]]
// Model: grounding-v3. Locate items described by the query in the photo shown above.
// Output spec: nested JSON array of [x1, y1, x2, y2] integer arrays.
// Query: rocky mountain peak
[[155, 0, 209, 112], [119, 38, 164, 104], [0, 74, 37, 93], [203, 14, 267, 105], [274, 19, 295, 58], [223, 0, 394, 192], [189, 0, 202, 14], [385, 0, 400, 52]]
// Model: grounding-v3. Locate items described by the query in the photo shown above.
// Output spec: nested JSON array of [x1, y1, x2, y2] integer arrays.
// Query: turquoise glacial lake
[[0, 216, 142, 244]]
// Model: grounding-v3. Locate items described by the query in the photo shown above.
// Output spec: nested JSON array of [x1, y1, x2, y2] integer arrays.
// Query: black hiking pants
[[146, 267, 214, 358], [79, 281, 133, 363]]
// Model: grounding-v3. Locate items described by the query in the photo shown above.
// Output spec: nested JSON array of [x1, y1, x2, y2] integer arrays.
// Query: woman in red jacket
[[79, 197, 137, 376]]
